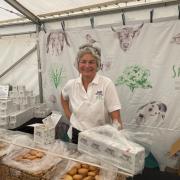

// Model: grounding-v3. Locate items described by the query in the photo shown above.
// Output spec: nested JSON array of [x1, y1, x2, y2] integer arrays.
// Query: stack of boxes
[[0, 85, 51, 129], [0, 99, 19, 128]]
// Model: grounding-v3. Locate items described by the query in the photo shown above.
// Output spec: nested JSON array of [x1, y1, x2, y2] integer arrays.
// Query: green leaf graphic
[[50, 66, 64, 88], [116, 65, 152, 92]]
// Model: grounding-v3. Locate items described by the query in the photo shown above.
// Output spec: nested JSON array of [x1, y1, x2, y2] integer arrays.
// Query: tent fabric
[[40, 20, 180, 170], [0, 0, 174, 25], [0, 0, 128, 22], [0, 34, 39, 95]]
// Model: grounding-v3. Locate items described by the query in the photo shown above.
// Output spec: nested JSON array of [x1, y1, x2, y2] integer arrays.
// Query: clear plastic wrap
[[2, 139, 68, 175], [53, 153, 119, 180], [78, 125, 145, 175], [0, 129, 33, 158], [119, 129, 153, 157]]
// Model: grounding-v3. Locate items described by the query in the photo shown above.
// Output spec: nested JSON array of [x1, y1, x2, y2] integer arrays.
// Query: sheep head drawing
[[46, 31, 70, 56], [111, 23, 144, 51]]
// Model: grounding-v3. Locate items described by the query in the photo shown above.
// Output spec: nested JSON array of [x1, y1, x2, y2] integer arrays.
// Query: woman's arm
[[61, 93, 72, 120], [110, 110, 123, 129]]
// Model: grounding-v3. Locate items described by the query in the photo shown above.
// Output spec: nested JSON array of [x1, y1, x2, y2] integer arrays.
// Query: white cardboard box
[[34, 124, 55, 145], [33, 112, 62, 145]]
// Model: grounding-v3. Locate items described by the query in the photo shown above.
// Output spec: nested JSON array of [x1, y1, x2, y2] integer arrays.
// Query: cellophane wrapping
[[2, 137, 68, 175], [78, 125, 145, 175], [53, 153, 119, 180]]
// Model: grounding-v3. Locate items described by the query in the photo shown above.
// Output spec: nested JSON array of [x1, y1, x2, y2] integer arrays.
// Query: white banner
[[40, 20, 180, 170]]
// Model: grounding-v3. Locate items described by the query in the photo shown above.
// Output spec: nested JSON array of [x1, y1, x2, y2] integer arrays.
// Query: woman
[[61, 44, 122, 144]]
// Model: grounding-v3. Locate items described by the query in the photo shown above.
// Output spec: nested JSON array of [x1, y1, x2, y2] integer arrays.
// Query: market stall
[[0, 0, 180, 179]]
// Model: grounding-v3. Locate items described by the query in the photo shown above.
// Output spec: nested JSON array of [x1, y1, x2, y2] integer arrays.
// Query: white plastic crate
[[9, 107, 34, 129]]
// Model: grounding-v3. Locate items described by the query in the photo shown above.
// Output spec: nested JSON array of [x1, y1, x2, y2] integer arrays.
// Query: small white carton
[[33, 112, 62, 145]]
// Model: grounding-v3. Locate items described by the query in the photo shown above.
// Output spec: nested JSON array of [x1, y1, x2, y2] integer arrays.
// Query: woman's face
[[78, 53, 97, 79]]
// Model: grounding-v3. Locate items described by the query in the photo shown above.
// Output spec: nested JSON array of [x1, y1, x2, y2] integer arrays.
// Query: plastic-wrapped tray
[[78, 125, 145, 175]]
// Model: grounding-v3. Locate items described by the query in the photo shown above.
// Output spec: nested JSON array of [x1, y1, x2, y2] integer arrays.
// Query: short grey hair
[[74, 44, 101, 72]]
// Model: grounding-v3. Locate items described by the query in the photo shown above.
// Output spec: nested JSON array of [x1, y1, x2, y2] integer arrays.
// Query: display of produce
[[0, 85, 51, 129]]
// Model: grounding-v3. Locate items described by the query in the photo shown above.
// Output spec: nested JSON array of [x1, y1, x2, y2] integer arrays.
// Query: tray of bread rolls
[[60, 162, 100, 180], [13, 148, 46, 162], [2, 146, 62, 175]]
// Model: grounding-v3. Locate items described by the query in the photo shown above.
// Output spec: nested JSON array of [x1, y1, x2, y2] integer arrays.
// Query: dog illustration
[[135, 101, 167, 125], [111, 23, 143, 51], [46, 31, 70, 56]]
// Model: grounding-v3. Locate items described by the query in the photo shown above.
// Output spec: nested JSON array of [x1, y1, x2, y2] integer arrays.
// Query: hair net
[[74, 44, 101, 72]]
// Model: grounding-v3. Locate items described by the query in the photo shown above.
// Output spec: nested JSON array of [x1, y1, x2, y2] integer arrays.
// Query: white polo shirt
[[61, 74, 121, 131]]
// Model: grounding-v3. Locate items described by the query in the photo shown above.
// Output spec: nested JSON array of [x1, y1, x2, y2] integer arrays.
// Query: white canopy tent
[[0, 0, 180, 173], [0, 0, 179, 99]]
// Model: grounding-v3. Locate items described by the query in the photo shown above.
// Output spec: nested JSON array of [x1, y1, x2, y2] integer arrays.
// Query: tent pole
[[36, 24, 43, 103], [38, 0, 180, 23], [0, 46, 37, 79], [0, 31, 36, 37], [4, 0, 41, 25]]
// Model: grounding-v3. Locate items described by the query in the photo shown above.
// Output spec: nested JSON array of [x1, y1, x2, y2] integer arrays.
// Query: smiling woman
[[60, 43, 123, 144]]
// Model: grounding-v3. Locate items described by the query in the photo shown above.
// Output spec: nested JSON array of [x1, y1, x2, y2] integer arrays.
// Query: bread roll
[[74, 163, 82, 169], [88, 171, 96, 176], [67, 167, 77, 176], [83, 176, 93, 180], [73, 174, 83, 180], [23, 153, 31, 159], [78, 168, 88, 176], [95, 175, 100, 180], [81, 164, 89, 169], [29, 150, 38, 156], [27, 155, 37, 160], [36, 152, 44, 158], [63, 174, 73, 180]]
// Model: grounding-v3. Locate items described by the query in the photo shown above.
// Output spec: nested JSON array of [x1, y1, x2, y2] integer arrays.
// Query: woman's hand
[[110, 110, 123, 130], [112, 119, 122, 130]]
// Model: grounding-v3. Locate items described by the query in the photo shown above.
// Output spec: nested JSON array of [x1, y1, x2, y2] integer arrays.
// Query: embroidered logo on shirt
[[95, 90, 103, 100]]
